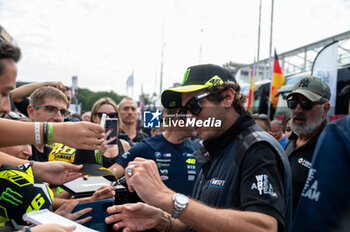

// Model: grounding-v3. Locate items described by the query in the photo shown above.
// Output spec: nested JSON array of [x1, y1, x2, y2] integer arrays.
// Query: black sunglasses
[[34, 105, 70, 116], [178, 92, 210, 116], [287, 98, 323, 111], [97, 112, 118, 118]]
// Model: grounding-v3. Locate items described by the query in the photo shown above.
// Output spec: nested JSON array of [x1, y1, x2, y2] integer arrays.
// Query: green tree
[[77, 88, 125, 112]]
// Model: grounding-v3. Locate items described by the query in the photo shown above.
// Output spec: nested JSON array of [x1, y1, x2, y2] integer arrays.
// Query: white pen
[[95, 113, 107, 164], [111, 168, 117, 186], [100, 113, 107, 128]]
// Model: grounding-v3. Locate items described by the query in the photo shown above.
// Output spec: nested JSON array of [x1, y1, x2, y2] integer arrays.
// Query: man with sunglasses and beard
[[284, 76, 330, 215], [105, 64, 292, 232]]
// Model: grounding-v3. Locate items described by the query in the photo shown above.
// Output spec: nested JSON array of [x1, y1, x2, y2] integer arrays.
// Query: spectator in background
[[10, 81, 78, 122], [291, 115, 350, 232], [81, 111, 91, 122], [69, 113, 82, 122], [271, 120, 287, 148], [253, 113, 271, 132], [284, 76, 330, 215], [90, 97, 130, 168], [119, 97, 149, 145], [27, 86, 70, 161], [110, 108, 201, 196], [283, 117, 292, 141], [64, 88, 72, 106], [10, 81, 68, 116]]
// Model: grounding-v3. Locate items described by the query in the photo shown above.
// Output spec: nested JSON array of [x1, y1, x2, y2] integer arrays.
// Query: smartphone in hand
[[105, 118, 118, 145]]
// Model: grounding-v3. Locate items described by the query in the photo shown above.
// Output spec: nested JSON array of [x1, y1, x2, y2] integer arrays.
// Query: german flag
[[270, 50, 285, 108]]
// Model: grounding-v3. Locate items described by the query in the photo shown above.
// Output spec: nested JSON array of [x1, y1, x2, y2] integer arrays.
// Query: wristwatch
[[171, 193, 189, 218]]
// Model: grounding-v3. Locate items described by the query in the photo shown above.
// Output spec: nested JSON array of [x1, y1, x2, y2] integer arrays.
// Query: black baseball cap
[[161, 64, 236, 109], [48, 143, 117, 182]]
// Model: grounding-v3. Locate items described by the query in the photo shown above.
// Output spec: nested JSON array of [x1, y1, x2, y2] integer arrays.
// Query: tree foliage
[[71, 88, 161, 113], [76, 88, 126, 112]]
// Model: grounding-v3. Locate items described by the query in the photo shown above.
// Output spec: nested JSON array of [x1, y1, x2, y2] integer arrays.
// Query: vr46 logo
[[186, 158, 196, 165], [26, 193, 46, 212]]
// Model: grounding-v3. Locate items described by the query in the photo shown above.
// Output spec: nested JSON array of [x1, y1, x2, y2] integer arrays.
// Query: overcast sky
[[1, 0, 350, 100]]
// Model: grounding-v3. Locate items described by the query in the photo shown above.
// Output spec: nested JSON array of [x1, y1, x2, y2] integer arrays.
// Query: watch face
[[177, 194, 188, 205]]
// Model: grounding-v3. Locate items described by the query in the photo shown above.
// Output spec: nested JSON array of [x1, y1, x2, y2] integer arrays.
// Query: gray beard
[[291, 110, 324, 136]]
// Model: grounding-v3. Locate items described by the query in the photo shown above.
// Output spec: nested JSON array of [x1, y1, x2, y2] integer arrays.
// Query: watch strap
[[171, 193, 188, 218]]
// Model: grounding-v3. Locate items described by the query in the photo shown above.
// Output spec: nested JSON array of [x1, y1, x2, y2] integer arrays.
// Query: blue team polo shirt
[[116, 133, 201, 196]]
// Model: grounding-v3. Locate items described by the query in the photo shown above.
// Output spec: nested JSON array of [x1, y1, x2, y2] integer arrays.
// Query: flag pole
[[267, 0, 274, 118], [255, 0, 262, 113], [159, 22, 165, 96], [257, 0, 262, 63]]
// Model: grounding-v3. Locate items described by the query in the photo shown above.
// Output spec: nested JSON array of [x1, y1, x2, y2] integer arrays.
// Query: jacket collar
[[203, 111, 255, 157]]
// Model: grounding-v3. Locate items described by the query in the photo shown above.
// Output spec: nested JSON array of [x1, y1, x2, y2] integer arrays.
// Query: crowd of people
[[0, 37, 349, 232]]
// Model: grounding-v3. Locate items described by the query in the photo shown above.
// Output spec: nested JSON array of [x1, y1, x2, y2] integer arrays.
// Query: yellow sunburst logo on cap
[[205, 75, 224, 86]]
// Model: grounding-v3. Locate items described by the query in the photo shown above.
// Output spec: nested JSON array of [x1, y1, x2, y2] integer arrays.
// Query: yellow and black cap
[[161, 64, 236, 109], [48, 143, 117, 182]]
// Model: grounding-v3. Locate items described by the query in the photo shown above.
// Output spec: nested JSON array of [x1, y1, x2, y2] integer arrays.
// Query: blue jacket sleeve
[[115, 141, 152, 168], [291, 116, 350, 232]]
